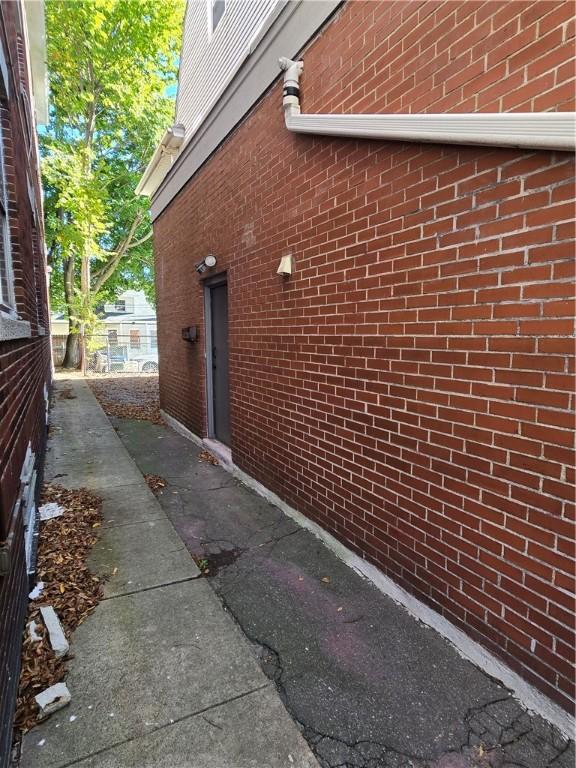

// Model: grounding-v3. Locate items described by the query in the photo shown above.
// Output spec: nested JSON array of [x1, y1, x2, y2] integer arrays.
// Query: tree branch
[[91, 211, 144, 294], [126, 228, 153, 250]]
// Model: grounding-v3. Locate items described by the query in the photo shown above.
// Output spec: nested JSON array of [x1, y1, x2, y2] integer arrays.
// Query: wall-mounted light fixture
[[195, 254, 217, 274], [277, 253, 293, 277]]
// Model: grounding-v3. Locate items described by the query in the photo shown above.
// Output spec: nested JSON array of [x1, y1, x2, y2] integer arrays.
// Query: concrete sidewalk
[[21, 378, 317, 768]]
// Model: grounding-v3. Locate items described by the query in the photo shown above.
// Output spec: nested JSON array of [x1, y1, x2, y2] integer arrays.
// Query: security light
[[195, 254, 217, 273]]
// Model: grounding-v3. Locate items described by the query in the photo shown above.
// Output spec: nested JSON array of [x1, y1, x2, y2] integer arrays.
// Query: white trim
[[161, 406, 575, 738], [207, 0, 227, 40], [0, 33, 9, 99], [23, 0, 49, 124], [0, 102, 15, 314], [150, 0, 343, 220], [135, 124, 185, 197]]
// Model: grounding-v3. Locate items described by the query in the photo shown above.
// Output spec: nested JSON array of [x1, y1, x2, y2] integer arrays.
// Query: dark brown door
[[210, 281, 230, 445]]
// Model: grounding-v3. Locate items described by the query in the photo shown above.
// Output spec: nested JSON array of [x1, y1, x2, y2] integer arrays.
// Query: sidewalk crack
[[55, 684, 271, 768]]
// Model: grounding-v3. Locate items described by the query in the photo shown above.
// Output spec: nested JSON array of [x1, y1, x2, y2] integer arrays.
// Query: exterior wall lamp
[[195, 254, 217, 274], [277, 253, 293, 277]]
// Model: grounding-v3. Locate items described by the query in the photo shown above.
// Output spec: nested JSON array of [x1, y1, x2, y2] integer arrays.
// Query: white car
[[127, 352, 159, 373]]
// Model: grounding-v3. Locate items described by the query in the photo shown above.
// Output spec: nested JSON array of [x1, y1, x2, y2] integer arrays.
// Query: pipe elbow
[[279, 57, 303, 78], [279, 57, 303, 112]]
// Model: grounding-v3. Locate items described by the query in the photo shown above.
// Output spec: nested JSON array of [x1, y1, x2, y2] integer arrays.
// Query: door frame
[[203, 273, 228, 440]]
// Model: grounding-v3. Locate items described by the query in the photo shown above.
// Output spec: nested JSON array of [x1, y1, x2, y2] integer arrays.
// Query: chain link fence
[[52, 333, 159, 375]]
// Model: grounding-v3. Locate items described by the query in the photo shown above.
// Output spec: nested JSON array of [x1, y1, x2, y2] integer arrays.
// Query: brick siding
[[154, 0, 576, 712], [0, 4, 51, 765]]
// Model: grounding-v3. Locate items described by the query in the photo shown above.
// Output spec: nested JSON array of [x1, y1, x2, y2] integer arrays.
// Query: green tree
[[43, 0, 184, 367]]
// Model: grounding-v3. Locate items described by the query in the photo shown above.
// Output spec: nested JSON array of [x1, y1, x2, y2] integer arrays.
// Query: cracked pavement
[[112, 416, 575, 768]]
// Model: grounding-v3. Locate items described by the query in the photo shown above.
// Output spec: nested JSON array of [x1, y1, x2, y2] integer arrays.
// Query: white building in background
[[51, 290, 158, 370]]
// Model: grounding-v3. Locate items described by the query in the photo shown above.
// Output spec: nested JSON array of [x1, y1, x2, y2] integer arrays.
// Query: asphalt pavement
[[108, 412, 575, 768]]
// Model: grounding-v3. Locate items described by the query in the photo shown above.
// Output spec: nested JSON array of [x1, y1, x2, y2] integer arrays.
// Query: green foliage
[[43, 0, 184, 318]]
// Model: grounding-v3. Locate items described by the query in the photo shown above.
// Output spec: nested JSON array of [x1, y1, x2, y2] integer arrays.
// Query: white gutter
[[279, 58, 576, 152], [136, 124, 185, 197], [23, 0, 48, 124]]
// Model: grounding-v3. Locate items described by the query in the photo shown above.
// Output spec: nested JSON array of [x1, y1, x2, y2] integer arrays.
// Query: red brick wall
[[0, 4, 51, 765], [154, 0, 576, 711]]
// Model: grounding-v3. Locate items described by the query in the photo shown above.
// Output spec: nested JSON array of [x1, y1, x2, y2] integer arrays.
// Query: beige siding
[[176, 0, 278, 143]]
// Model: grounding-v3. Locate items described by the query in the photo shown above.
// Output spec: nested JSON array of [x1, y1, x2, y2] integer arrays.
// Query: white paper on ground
[[28, 620, 42, 642], [29, 582, 44, 600], [39, 502, 65, 521]]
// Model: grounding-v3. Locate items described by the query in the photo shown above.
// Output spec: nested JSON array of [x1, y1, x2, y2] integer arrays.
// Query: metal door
[[208, 280, 230, 445]]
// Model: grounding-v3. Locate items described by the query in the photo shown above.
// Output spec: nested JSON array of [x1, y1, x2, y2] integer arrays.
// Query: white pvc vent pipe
[[279, 58, 575, 152]]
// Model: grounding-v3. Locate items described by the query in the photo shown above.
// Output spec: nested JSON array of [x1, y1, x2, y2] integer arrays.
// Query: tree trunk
[[61, 255, 80, 369], [61, 329, 79, 369]]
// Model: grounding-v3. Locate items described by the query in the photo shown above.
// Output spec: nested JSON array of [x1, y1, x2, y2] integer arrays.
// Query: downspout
[[279, 58, 576, 152]]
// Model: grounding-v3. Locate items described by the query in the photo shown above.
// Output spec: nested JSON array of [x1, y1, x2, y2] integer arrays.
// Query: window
[[107, 329, 118, 344], [150, 331, 158, 351], [129, 329, 141, 349], [209, 0, 226, 35], [114, 300, 126, 312], [0, 100, 14, 314]]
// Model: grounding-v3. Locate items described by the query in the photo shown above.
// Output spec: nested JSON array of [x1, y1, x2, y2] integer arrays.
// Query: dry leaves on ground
[[88, 375, 163, 424], [144, 473, 166, 493], [198, 450, 219, 465], [14, 485, 104, 735], [57, 387, 76, 400]]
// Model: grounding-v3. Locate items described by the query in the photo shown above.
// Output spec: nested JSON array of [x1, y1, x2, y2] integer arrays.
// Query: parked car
[[128, 352, 159, 373], [91, 349, 159, 373]]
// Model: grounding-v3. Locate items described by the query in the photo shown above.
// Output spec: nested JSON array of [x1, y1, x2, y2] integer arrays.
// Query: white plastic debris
[[35, 683, 71, 719], [38, 739, 46, 747], [69, 715, 77, 722], [39, 502, 65, 521], [40, 606, 69, 658], [28, 620, 41, 642], [29, 582, 44, 600]]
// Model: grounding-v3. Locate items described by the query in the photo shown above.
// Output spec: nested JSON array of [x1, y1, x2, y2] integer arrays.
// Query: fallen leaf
[[14, 484, 104, 736], [198, 450, 219, 465], [144, 474, 167, 494], [87, 377, 163, 425], [321, 577, 330, 583]]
